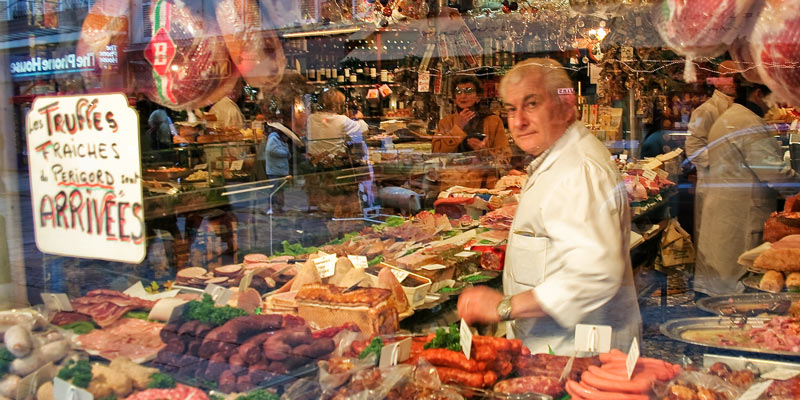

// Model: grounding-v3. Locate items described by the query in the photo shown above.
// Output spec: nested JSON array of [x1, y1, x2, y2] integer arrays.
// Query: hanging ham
[[750, 0, 800, 107]]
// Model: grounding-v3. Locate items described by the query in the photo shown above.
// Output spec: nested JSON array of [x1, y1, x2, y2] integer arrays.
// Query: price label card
[[574, 324, 612, 353], [790, 119, 798, 131], [460, 318, 473, 360], [656, 169, 670, 180], [347, 255, 369, 270], [421, 263, 448, 271], [455, 251, 478, 258], [17, 362, 54, 400], [761, 368, 800, 380], [737, 379, 773, 400], [194, 163, 208, 170], [230, 160, 244, 171], [620, 46, 634, 61], [379, 338, 412, 368], [390, 268, 410, 284], [313, 253, 338, 279], [164, 299, 189, 323], [54, 377, 94, 400], [620, 154, 628, 161], [641, 169, 658, 181], [418, 70, 431, 93], [41, 293, 73, 312], [626, 337, 640, 380], [204, 284, 233, 306], [378, 84, 393, 97]]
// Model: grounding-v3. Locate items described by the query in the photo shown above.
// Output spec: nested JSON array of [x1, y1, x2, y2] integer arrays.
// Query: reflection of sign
[[10, 53, 95, 78], [144, 28, 176, 76], [26, 94, 145, 263]]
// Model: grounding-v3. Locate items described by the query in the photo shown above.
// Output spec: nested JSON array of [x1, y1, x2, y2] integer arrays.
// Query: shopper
[[694, 84, 800, 296], [306, 88, 369, 166], [457, 58, 641, 355], [432, 75, 511, 161]]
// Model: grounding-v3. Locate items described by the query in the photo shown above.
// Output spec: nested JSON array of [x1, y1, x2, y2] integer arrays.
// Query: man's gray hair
[[499, 58, 574, 104]]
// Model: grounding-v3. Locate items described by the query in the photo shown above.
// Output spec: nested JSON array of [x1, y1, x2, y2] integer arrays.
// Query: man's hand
[[457, 286, 504, 325], [467, 137, 485, 151], [455, 109, 476, 129]]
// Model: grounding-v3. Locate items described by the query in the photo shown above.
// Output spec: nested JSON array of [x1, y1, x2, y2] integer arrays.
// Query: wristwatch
[[496, 295, 513, 321]]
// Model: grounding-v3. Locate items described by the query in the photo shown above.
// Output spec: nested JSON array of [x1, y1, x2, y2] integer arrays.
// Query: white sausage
[[5, 325, 33, 358], [40, 339, 70, 364], [10, 349, 44, 376], [0, 374, 19, 398]]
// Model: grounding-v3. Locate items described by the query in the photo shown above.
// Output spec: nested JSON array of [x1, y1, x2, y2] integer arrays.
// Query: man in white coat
[[694, 84, 799, 296], [457, 58, 641, 355]]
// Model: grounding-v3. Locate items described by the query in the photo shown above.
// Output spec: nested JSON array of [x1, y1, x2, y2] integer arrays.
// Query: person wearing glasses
[[456, 59, 640, 355], [432, 75, 510, 160]]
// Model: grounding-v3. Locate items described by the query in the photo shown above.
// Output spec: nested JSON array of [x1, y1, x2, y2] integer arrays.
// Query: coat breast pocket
[[508, 232, 548, 287]]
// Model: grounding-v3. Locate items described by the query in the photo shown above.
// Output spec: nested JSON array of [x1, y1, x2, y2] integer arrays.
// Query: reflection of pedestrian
[[695, 84, 800, 296], [145, 109, 175, 151]]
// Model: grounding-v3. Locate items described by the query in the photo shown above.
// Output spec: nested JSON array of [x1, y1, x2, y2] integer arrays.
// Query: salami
[[494, 376, 563, 396]]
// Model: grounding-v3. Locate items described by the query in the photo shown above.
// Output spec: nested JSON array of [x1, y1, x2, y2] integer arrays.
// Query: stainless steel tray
[[703, 354, 800, 373], [660, 317, 800, 357], [696, 293, 800, 315]]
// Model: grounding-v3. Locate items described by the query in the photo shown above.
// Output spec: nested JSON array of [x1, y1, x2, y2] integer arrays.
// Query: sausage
[[419, 349, 487, 372], [305, 338, 335, 358], [160, 321, 181, 343], [238, 331, 274, 364], [199, 314, 283, 358], [163, 338, 185, 354], [229, 352, 246, 368], [263, 334, 291, 361], [483, 370, 498, 387], [581, 368, 655, 394], [236, 373, 257, 393], [435, 366, 486, 387], [0, 375, 20, 398], [204, 354, 229, 382], [186, 339, 202, 357], [194, 322, 214, 340], [492, 360, 513, 376], [472, 336, 512, 352], [267, 361, 288, 374], [5, 325, 33, 358], [39, 338, 70, 364], [10, 349, 45, 376], [565, 379, 649, 400], [283, 326, 312, 346], [177, 354, 203, 378], [178, 320, 202, 341], [473, 345, 497, 362], [218, 370, 238, 394]]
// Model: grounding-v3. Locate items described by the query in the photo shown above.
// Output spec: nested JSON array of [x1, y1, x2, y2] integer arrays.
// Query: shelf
[[306, 81, 401, 88]]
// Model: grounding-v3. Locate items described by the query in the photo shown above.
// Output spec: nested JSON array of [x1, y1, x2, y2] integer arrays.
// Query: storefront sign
[[9, 45, 121, 79], [26, 93, 145, 263]]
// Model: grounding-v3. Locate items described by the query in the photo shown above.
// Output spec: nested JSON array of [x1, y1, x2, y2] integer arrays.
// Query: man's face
[[503, 73, 573, 156], [454, 83, 479, 110]]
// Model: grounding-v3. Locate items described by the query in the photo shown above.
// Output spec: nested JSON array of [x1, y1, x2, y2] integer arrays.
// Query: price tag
[[17, 362, 54, 400], [390, 268, 410, 284], [230, 160, 244, 171], [313, 253, 338, 279], [420, 263, 448, 271], [379, 338, 412, 368], [620, 46, 634, 61], [347, 255, 368, 270], [366, 88, 380, 99], [455, 251, 478, 258], [620, 154, 628, 161], [239, 270, 256, 292], [54, 377, 94, 400], [737, 379, 773, 400], [204, 284, 233, 306], [378, 84, 393, 97], [589, 64, 601, 85], [626, 337, 640, 380], [790, 119, 798, 131], [418, 70, 431, 93], [162, 299, 189, 323], [460, 318, 473, 360], [41, 293, 73, 312], [641, 169, 657, 181], [635, 16, 642, 26], [574, 324, 612, 353], [655, 169, 670, 180], [761, 368, 800, 380], [194, 163, 208, 170]]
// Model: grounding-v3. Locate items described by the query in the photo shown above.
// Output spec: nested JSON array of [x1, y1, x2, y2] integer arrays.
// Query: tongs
[[720, 297, 791, 326]]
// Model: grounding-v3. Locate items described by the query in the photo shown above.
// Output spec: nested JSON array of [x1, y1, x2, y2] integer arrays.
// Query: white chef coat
[[503, 121, 641, 355], [685, 90, 734, 238], [695, 104, 799, 296], [306, 112, 369, 159]]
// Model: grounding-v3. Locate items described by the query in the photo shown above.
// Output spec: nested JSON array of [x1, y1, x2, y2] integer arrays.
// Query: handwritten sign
[[313, 253, 337, 279], [347, 255, 368, 270], [460, 319, 473, 360], [641, 169, 657, 181], [380, 338, 411, 368], [26, 94, 144, 263]]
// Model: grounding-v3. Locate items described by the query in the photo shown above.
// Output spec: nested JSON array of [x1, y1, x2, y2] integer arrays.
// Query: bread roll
[[759, 270, 785, 293], [754, 248, 800, 272], [786, 273, 800, 291]]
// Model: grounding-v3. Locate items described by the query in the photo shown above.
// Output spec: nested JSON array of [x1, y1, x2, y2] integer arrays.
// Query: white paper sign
[[455, 251, 478, 258], [124, 281, 179, 301], [460, 318, 473, 360], [626, 337, 640, 380], [574, 324, 612, 353], [17, 362, 54, 400], [620, 154, 628, 161], [166, 300, 189, 323], [790, 119, 798, 131], [347, 255, 368, 270], [41, 293, 73, 312], [239, 270, 256, 292], [418, 70, 431, 93], [379, 338, 412, 368], [313, 253, 338, 279], [205, 283, 233, 306], [26, 94, 145, 263], [54, 377, 94, 400], [194, 163, 208, 170], [655, 169, 670, 180], [641, 169, 657, 181], [230, 160, 244, 171], [421, 263, 448, 271], [761, 368, 800, 380], [390, 268, 410, 284], [737, 379, 773, 400]]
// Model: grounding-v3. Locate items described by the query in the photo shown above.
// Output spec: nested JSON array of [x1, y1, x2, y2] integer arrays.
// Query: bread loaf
[[295, 284, 398, 335], [759, 271, 785, 293]]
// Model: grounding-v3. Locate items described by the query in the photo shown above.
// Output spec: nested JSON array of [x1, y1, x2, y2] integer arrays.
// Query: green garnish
[[442, 230, 460, 239], [184, 294, 248, 327], [548, 345, 556, 355], [274, 240, 318, 257], [144, 281, 161, 294], [328, 232, 358, 245], [401, 247, 420, 257], [478, 239, 494, 244], [58, 360, 92, 388], [123, 311, 150, 321], [254, 306, 263, 315], [367, 255, 384, 267], [437, 286, 459, 293], [461, 273, 491, 283], [237, 390, 279, 400], [424, 324, 461, 352], [0, 348, 15, 375], [209, 395, 225, 400], [147, 372, 176, 389], [60, 321, 97, 334], [359, 337, 384, 360]]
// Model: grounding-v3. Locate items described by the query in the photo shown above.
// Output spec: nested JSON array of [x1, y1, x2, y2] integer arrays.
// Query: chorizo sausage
[[419, 349, 487, 372], [435, 366, 486, 388]]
